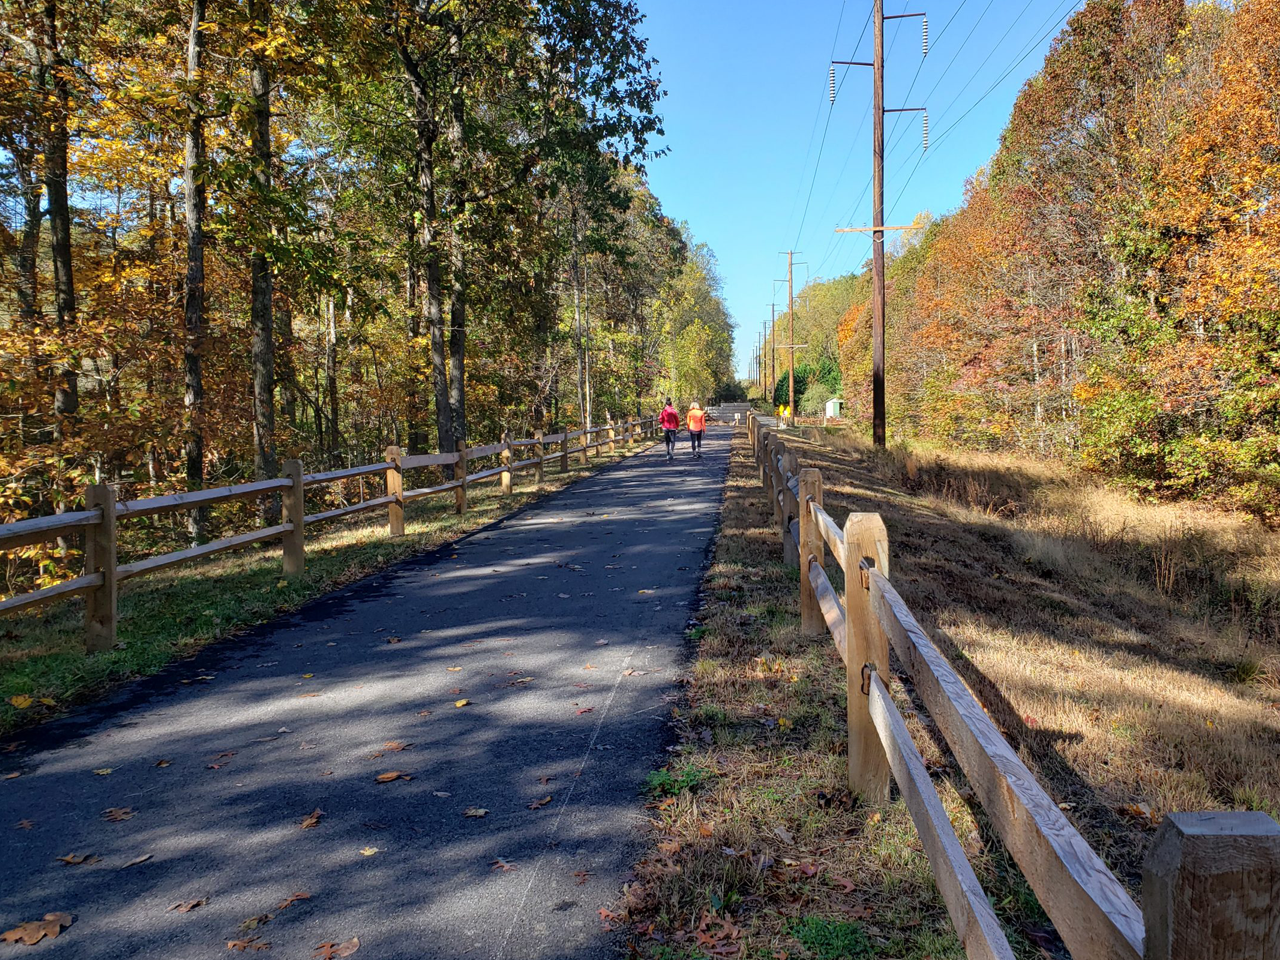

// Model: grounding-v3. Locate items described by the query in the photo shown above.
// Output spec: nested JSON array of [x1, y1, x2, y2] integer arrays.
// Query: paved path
[[0, 428, 730, 959]]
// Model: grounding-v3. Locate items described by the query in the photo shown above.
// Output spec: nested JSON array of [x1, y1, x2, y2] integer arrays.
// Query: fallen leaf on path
[[447, 667, 461, 672], [573, 870, 592, 885], [527, 795, 552, 810], [7, 696, 32, 709], [122, 854, 152, 868], [250, 737, 279, 743], [212, 751, 237, 760], [300, 808, 323, 829], [103, 808, 135, 823], [227, 936, 269, 951], [582, 664, 597, 670], [313, 938, 359, 959], [239, 913, 274, 931], [169, 899, 206, 913], [573, 683, 591, 689], [386, 637, 401, 644], [298, 694, 321, 699], [537, 775, 555, 785], [92, 768, 112, 776], [375, 771, 411, 783], [56, 854, 99, 866], [2, 913, 72, 945], [277, 892, 310, 910], [15, 819, 34, 830], [594, 640, 608, 646], [490, 858, 517, 872], [449, 688, 463, 695], [557, 593, 571, 599], [383, 741, 411, 752], [575, 707, 593, 715], [155, 759, 171, 767], [454, 699, 470, 707], [463, 807, 489, 818], [657, 840, 681, 856], [359, 847, 378, 856], [433, 791, 451, 798], [417, 710, 432, 716], [302, 674, 313, 679]]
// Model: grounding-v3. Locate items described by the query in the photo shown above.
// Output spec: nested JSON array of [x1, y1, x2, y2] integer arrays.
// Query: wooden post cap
[[1143, 811, 1280, 960]]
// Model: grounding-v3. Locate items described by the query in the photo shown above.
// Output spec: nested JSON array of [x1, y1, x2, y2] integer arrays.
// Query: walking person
[[686, 401, 706, 458], [659, 398, 680, 461]]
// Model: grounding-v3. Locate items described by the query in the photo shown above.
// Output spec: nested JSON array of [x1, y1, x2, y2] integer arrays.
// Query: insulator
[[922, 15, 929, 56], [828, 66, 836, 104], [922, 110, 930, 151]]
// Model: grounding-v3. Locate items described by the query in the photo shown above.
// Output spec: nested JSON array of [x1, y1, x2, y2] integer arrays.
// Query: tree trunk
[[397, 42, 452, 460], [326, 296, 342, 465], [278, 295, 297, 428], [445, 16, 467, 449], [42, 0, 77, 430], [405, 215, 425, 453], [183, 0, 209, 542], [249, 0, 279, 520]]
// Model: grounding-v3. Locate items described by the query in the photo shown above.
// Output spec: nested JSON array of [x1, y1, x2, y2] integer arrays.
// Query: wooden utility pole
[[787, 251, 796, 419], [832, 4, 926, 449], [871, 0, 886, 447]]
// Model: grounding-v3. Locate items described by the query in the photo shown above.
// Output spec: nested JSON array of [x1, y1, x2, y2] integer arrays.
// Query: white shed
[[824, 398, 844, 419]]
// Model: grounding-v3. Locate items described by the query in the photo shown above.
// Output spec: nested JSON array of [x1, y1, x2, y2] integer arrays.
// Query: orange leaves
[[277, 892, 310, 910], [527, 795, 551, 810], [169, 899, 207, 913], [374, 771, 411, 783], [313, 938, 359, 959], [227, 936, 269, 952], [55, 854, 99, 866], [300, 808, 323, 829], [2, 913, 72, 946], [490, 858, 517, 872], [102, 807, 135, 822]]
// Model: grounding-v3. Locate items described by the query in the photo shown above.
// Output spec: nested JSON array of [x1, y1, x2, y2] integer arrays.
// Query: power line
[[784, 2, 849, 239], [791, 5, 873, 249], [884, 0, 1082, 223]]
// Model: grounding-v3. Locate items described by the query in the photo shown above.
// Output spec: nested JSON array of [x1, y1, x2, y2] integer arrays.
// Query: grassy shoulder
[[0, 446, 647, 735], [623, 427, 1280, 959], [620, 432, 1047, 960]]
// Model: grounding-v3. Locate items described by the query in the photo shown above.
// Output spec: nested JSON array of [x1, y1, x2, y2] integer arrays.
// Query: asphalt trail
[[0, 426, 730, 959]]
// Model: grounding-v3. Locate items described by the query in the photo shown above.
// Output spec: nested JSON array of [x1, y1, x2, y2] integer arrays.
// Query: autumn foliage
[[836, 0, 1280, 517]]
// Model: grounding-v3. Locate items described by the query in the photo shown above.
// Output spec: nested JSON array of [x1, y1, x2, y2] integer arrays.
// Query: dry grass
[[0, 445, 644, 734], [624, 427, 1280, 960]]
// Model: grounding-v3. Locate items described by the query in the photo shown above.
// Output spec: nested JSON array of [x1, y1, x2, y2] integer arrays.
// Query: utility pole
[[787, 250, 796, 419], [871, 0, 885, 447], [832, 3, 927, 448]]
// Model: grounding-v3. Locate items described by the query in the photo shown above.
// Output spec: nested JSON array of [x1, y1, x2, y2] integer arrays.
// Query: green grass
[[0, 446, 647, 735], [788, 917, 874, 959], [643, 761, 715, 798]]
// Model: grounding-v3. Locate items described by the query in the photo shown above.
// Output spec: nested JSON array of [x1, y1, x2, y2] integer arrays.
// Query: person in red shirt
[[658, 399, 680, 461], [686, 402, 706, 458]]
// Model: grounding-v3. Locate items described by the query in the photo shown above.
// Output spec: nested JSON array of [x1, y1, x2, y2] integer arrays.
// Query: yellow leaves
[[359, 847, 379, 857], [93, 768, 113, 776], [454, 699, 470, 708], [7, 695, 32, 709]]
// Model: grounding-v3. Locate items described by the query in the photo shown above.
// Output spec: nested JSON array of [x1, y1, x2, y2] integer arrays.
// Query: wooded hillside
[[770, 0, 1278, 519], [0, 0, 735, 594]]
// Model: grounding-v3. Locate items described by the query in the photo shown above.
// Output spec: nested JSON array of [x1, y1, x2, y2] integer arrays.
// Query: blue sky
[[637, 0, 1086, 377]]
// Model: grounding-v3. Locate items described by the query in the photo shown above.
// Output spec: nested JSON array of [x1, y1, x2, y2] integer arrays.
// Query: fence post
[[608, 415, 616, 454], [83, 484, 117, 653], [560, 430, 570, 473], [799, 468, 824, 636], [1143, 811, 1280, 960], [781, 449, 800, 568], [385, 445, 404, 536], [454, 441, 468, 514], [500, 429, 512, 495], [282, 459, 305, 578], [843, 512, 891, 803], [534, 429, 544, 483]]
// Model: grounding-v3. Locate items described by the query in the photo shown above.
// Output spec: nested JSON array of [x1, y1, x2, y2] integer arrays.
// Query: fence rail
[[1, 416, 657, 650], [744, 412, 1280, 960]]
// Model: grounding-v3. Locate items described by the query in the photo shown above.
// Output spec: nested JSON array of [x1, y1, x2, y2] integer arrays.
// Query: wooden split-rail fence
[[0, 416, 658, 650], [746, 412, 1280, 960]]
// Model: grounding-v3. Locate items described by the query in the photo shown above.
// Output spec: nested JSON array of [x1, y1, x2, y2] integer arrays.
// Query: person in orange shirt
[[686, 401, 706, 459]]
